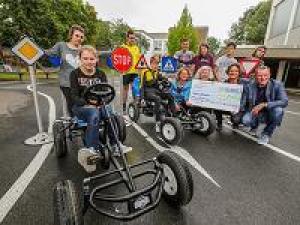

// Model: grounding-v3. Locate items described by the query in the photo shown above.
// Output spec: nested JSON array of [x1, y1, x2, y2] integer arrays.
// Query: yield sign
[[135, 54, 149, 69], [239, 58, 260, 78]]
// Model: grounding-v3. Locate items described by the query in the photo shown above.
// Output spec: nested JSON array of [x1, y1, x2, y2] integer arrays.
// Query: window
[[270, 0, 294, 37], [293, 1, 300, 28], [154, 40, 162, 51]]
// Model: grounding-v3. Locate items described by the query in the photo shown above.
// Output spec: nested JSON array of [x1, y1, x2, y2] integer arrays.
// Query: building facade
[[236, 0, 300, 88]]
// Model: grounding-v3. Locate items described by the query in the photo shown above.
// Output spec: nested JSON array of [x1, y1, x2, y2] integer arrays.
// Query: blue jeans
[[72, 105, 117, 149], [241, 107, 284, 137]]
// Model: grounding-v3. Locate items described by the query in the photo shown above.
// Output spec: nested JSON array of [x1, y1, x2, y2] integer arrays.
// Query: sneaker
[[257, 134, 270, 145], [112, 142, 133, 156], [78, 147, 98, 173], [155, 122, 161, 133]]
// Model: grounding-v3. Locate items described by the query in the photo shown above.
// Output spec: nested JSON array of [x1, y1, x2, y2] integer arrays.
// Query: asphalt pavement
[[1, 81, 300, 225]]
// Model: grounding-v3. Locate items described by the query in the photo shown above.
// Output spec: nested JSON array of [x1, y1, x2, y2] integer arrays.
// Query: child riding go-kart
[[52, 82, 194, 225], [52, 47, 193, 224]]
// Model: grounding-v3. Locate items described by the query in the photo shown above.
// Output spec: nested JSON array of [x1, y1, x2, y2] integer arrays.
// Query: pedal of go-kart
[[87, 155, 102, 165]]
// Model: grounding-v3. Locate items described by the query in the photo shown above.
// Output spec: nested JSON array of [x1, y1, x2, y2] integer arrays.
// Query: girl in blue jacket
[[171, 68, 192, 111]]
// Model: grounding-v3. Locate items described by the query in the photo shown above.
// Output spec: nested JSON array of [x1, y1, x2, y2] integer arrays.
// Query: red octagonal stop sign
[[111, 47, 132, 73]]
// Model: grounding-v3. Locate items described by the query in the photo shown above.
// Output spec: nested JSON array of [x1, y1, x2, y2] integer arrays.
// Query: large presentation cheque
[[189, 80, 243, 113]]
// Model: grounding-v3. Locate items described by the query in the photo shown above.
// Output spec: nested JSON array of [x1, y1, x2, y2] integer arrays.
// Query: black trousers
[[60, 86, 73, 116], [144, 87, 175, 121]]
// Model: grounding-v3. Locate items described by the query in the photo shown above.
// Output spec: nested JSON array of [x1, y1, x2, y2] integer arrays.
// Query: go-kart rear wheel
[[192, 111, 216, 136], [53, 120, 67, 158], [53, 180, 84, 225], [157, 151, 193, 207], [160, 117, 183, 145], [128, 102, 140, 122]]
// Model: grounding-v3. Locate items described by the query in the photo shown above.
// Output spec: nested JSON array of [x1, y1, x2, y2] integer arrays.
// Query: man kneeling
[[241, 66, 288, 145]]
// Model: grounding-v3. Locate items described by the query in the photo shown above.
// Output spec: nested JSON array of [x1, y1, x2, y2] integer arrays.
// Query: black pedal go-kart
[[52, 83, 194, 224], [128, 78, 216, 145]]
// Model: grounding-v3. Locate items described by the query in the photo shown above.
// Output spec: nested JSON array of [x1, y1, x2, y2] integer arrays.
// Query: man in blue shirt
[[241, 66, 288, 144]]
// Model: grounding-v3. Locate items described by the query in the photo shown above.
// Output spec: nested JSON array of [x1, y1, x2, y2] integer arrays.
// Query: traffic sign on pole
[[12, 37, 50, 145], [111, 47, 132, 73], [12, 37, 44, 65]]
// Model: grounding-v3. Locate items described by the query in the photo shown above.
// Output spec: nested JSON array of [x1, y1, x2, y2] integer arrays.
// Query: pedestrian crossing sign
[[12, 37, 44, 65], [161, 56, 177, 73], [135, 54, 149, 69]]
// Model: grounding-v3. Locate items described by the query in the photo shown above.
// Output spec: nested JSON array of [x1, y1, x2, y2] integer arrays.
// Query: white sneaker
[[257, 134, 270, 145], [155, 122, 161, 133], [78, 147, 98, 173], [112, 143, 133, 156]]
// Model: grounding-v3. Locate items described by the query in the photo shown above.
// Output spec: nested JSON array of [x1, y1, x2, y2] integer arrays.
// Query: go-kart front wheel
[[160, 117, 183, 145], [157, 151, 193, 207], [113, 115, 127, 143], [53, 180, 84, 225], [53, 120, 67, 158], [192, 111, 216, 136]]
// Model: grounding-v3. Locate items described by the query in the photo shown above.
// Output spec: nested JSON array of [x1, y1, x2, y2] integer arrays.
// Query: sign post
[[12, 37, 50, 145], [111, 47, 132, 115]]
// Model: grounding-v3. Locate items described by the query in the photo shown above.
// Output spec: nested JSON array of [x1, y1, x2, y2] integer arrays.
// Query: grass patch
[[0, 72, 58, 81]]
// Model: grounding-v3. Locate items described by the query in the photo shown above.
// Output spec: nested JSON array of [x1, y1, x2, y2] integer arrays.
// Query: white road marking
[[125, 116, 221, 188], [0, 86, 56, 223], [289, 99, 300, 104], [225, 125, 300, 163], [286, 110, 300, 116]]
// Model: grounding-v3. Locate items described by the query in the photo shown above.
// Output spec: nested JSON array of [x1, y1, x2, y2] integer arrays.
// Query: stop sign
[[111, 47, 132, 73]]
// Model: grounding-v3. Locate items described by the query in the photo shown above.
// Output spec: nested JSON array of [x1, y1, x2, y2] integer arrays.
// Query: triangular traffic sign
[[239, 58, 260, 78], [135, 54, 149, 69]]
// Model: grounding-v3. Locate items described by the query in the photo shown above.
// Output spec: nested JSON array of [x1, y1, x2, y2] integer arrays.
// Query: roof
[[235, 45, 300, 59]]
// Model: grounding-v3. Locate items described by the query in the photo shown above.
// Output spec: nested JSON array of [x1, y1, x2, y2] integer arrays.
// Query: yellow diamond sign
[[12, 37, 44, 65]]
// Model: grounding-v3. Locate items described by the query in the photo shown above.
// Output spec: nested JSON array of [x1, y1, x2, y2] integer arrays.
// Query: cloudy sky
[[87, 0, 263, 40]]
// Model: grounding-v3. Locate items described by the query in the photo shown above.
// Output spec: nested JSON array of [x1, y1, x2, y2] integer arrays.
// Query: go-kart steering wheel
[[83, 83, 115, 106]]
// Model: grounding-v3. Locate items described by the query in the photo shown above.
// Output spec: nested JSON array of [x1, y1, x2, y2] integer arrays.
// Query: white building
[[265, 0, 300, 46], [135, 30, 168, 58]]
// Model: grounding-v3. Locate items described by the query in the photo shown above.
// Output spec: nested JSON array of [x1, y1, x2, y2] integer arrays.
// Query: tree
[[207, 36, 221, 55], [95, 20, 112, 50], [229, 0, 271, 45], [167, 5, 198, 55], [0, 0, 98, 48]]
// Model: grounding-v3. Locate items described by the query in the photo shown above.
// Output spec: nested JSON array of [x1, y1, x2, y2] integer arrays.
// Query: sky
[[86, 0, 263, 40]]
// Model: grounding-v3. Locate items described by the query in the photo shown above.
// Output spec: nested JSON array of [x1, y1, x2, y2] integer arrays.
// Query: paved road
[[1, 81, 300, 225]]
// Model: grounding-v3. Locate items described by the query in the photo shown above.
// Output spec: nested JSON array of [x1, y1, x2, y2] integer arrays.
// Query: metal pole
[[29, 65, 43, 133], [120, 71, 123, 115]]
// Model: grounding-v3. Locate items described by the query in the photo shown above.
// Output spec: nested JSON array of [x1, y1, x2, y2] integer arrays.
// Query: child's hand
[[186, 101, 193, 106], [175, 104, 181, 111]]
